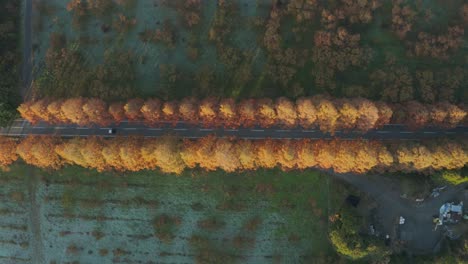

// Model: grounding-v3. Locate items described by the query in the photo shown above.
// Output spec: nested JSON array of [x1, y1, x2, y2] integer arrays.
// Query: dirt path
[[27, 168, 45, 264], [331, 172, 467, 253]]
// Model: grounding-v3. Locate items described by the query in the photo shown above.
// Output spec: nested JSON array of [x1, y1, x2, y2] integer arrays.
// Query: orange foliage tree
[[0, 137, 18, 168], [16, 136, 63, 169], [141, 99, 162, 125]]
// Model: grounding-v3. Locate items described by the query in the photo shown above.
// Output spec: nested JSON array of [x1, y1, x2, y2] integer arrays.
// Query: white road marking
[[302, 130, 315, 132], [377, 131, 390, 133], [200, 128, 213, 131], [400, 132, 413, 134], [174, 128, 188, 131], [226, 129, 238, 132], [32, 127, 46, 129], [276, 130, 291, 132], [76, 127, 89, 130], [124, 128, 137, 130], [423, 131, 436, 134], [251, 129, 264, 132]]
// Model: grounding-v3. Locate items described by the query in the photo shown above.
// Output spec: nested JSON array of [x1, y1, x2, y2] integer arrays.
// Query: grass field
[[0, 164, 342, 263], [31, 0, 467, 102]]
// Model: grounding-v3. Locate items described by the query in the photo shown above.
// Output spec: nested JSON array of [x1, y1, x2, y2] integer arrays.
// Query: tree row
[[18, 97, 466, 133], [0, 136, 465, 175]]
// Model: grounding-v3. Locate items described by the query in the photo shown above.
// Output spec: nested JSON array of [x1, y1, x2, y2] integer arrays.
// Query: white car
[[108, 128, 116, 134]]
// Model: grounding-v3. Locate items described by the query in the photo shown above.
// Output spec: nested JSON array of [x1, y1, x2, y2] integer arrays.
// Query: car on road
[[108, 128, 116, 134]]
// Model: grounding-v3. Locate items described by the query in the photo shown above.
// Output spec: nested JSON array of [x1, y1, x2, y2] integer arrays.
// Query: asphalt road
[[1, 119, 467, 140]]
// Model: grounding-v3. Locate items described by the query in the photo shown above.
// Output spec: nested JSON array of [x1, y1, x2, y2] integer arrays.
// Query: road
[[0, 119, 467, 139], [21, 0, 33, 99]]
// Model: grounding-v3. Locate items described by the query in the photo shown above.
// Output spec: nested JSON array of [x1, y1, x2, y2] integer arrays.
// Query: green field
[[31, 0, 467, 102], [0, 164, 346, 263]]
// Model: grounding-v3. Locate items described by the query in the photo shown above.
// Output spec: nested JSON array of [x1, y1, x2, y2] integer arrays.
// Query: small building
[[439, 202, 463, 225]]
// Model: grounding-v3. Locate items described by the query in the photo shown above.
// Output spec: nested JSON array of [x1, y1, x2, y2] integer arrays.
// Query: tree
[[141, 99, 162, 125], [255, 139, 277, 169], [275, 139, 297, 169], [101, 137, 125, 171], [108, 102, 126, 124], [199, 98, 218, 126], [375, 102, 393, 128], [337, 100, 359, 130], [404, 101, 430, 129], [256, 98, 276, 127], [16, 136, 63, 169], [46, 100, 68, 123], [236, 140, 257, 170], [80, 136, 108, 172], [162, 101, 178, 123], [315, 98, 339, 133], [30, 99, 53, 123], [238, 99, 256, 128], [218, 98, 239, 127], [60, 97, 88, 126], [179, 97, 199, 124], [124, 98, 144, 121], [18, 101, 38, 124], [213, 138, 240, 172], [119, 137, 146, 171], [152, 137, 185, 174], [296, 97, 317, 128], [355, 99, 379, 132], [296, 139, 317, 169], [0, 136, 18, 168], [275, 97, 297, 128], [55, 138, 88, 168], [82, 98, 112, 126]]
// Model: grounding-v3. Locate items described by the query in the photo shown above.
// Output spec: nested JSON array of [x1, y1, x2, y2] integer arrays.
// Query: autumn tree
[[124, 98, 144, 121], [238, 99, 256, 127], [47, 100, 68, 123], [60, 97, 88, 126], [336, 100, 359, 130], [16, 136, 63, 169], [404, 101, 430, 129], [296, 139, 317, 169], [55, 138, 88, 168], [255, 139, 277, 169], [161, 101, 179, 123], [213, 138, 241, 172], [30, 99, 53, 123], [82, 98, 112, 126], [141, 137, 185, 174], [179, 97, 199, 124], [236, 140, 257, 170], [118, 136, 146, 171], [355, 99, 379, 131], [256, 98, 277, 127], [17, 101, 38, 124], [315, 98, 339, 133], [275, 97, 297, 128], [375, 102, 393, 128], [0, 137, 18, 168], [80, 136, 108, 172], [141, 99, 162, 125], [101, 137, 125, 171], [108, 102, 126, 124], [219, 98, 239, 127], [275, 140, 297, 170], [296, 97, 317, 128], [199, 98, 218, 126]]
